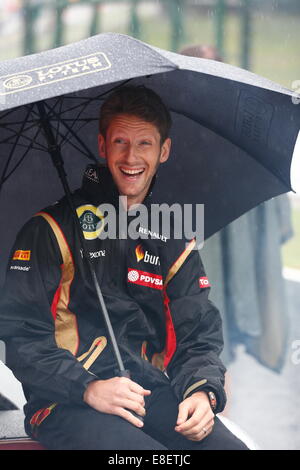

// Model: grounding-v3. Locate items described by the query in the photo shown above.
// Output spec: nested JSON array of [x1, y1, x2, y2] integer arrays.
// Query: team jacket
[[0, 164, 227, 433]]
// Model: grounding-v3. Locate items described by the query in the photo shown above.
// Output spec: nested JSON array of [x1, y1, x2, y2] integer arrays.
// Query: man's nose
[[123, 144, 137, 162]]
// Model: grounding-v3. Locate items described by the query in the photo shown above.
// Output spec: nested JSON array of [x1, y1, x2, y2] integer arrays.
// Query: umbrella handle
[[118, 370, 144, 423], [37, 102, 126, 375]]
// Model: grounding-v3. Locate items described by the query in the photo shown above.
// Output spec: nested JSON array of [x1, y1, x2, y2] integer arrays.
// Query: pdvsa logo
[[128, 268, 163, 290], [135, 244, 160, 266]]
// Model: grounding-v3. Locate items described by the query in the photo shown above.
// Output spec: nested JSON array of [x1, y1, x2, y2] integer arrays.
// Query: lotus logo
[[0, 52, 111, 97], [3, 75, 33, 90], [83, 212, 95, 224], [76, 204, 104, 240]]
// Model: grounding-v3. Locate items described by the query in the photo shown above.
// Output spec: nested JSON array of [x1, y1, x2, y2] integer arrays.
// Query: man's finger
[[178, 415, 215, 440], [132, 393, 145, 407], [189, 420, 214, 441], [118, 397, 146, 417], [117, 407, 145, 428], [122, 390, 146, 407], [128, 380, 151, 396], [176, 402, 191, 426], [175, 408, 203, 432], [176, 410, 214, 435]]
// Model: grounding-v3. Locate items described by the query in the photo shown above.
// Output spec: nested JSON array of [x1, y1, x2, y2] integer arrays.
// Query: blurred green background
[[0, 0, 299, 267]]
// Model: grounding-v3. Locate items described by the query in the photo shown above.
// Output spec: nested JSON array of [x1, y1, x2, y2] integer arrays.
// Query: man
[[0, 86, 248, 450]]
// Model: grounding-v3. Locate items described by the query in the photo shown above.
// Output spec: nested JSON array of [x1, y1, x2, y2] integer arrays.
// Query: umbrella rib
[[42, 97, 72, 151], [1, 121, 49, 152], [54, 97, 65, 144], [43, 79, 134, 156], [47, 118, 96, 123], [57, 129, 96, 160], [35, 101, 96, 160], [1, 123, 45, 185], [0, 104, 36, 191], [51, 78, 134, 119], [0, 79, 136, 189], [0, 120, 37, 126], [42, 100, 97, 161]]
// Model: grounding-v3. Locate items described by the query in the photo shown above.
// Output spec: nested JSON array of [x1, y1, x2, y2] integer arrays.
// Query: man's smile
[[119, 166, 145, 178]]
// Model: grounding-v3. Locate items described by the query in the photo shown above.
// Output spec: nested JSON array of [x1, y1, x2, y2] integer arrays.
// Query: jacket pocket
[[77, 336, 107, 371]]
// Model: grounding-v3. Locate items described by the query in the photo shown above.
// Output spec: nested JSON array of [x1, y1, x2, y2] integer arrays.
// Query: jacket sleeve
[[163, 239, 227, 413], [0, 216, 96, 405]]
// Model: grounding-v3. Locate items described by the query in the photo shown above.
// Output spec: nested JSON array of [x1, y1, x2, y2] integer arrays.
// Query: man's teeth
[[120, 168, 144, 175]]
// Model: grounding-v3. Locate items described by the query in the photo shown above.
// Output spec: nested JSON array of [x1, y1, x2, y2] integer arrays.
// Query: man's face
[[98, 113, 171, 207]]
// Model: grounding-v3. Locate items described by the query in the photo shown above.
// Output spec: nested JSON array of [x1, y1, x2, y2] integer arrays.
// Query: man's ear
[[159, 137, 171, 164], [98, 134, 106, 159]]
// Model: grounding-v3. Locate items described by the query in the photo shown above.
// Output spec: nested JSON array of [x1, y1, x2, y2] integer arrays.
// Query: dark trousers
[[31, 384, 249, 450]]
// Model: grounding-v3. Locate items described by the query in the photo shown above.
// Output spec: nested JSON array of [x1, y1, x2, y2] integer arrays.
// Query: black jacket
[[0, 165, 226, 429]]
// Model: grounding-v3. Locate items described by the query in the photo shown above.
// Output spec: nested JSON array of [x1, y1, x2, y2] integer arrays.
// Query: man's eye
[[114, 138, 125, 144], [140, 141, 151, 146]]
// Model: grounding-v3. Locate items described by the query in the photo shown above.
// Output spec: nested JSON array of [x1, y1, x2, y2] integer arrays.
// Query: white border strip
[[217, 415, 260, 450], [0, 361, 26, 410], [291, 130, 300, 193], [282, 267, 300, 283]]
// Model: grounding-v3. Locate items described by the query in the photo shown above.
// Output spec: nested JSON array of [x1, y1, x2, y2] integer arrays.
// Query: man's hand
[[175, 391, 215, 441], [83, 377, 151, 428]]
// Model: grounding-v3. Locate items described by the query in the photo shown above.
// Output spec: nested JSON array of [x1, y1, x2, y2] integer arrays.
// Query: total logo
[[199, 277, 211, 288], [128, 268, 163, 290], [135, 244, 160, 266]]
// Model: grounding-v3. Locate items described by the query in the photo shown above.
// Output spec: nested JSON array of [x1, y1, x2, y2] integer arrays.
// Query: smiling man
[[98, 88, 171, 209], [98, 114, 170, 208], [0, 86, 248, 450]]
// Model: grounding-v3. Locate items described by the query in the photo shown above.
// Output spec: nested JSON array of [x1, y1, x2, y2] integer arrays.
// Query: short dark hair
[[99, 86, 172, 144]]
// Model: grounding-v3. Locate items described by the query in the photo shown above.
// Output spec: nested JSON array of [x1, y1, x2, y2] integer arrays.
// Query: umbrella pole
[[36, 102, 127, 375]]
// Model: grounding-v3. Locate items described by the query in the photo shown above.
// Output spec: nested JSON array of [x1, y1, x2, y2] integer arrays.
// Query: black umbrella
[[0, 32, 299, 378]]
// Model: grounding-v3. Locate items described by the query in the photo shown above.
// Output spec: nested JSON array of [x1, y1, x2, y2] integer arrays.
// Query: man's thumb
[[176, 405, 188, 425]]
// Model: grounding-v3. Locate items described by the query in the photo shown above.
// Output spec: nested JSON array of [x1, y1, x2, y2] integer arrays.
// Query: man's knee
[[196, 416, 250, 450], [35, 405, 167, 450]]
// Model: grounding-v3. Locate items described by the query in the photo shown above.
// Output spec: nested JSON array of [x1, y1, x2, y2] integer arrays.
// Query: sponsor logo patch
[[76, 204, 104, 240], [90, 250, 106, 259], [199, 276, 211, 288], [0, 52, 111, 96], [135, 244, 144, 262], [4, 75, 33, 90], [128, 268, 163, 290], [138, 227, 168, 242], [13, 250, 31, 261], [84, 167, 99, 184], [135, 244, 160, 266], [10, 265, 31, 271]]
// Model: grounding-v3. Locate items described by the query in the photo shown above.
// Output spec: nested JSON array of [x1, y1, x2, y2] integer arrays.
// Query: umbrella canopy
[[0, 32, 299, 287]]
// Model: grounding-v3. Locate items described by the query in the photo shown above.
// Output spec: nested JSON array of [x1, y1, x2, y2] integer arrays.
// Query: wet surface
[[225, 278, 300, 450]]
